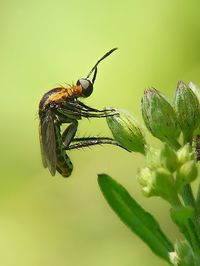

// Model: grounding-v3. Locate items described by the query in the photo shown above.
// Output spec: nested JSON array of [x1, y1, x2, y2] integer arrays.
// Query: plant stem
[[180, 184, 200, 248], [181, 184, 195, 208], [196, 184, 200, 212], [195, 184, 200, 242]]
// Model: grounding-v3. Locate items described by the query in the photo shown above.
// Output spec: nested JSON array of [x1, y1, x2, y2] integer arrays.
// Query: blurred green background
[[1, 0, 200, 265]]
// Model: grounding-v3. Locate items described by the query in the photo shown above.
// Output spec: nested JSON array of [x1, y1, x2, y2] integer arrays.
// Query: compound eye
[[76, 79, 93, 97]]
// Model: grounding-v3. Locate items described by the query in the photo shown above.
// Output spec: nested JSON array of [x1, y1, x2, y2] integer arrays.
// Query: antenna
[[86, 48, 118, 83]]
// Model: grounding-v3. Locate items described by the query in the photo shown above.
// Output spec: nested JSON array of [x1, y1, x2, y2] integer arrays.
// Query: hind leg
[[62, 120, 78, 148]]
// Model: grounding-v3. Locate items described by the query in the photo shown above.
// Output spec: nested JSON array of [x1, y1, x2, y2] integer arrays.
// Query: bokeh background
[[1, 0, 200, 265]]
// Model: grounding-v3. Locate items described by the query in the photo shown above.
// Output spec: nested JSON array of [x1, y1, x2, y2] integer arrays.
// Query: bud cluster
[[137, 144, 197, 205], [106, 81, 199, 205], [141, 81, 200, 146]]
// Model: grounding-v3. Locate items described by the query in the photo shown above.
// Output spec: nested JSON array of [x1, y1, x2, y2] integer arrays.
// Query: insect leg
[[62, 120, 78, 148], [77, 111, 118, 118], [65, 137, 128, 151], [60, 104, 119, 118], [71, 137, 115, 142], [56, 106, 81, 121], [60, 108, 118, 118], [62, 100, 102, 112], [75, 100, 105, 112], [61, 101, 119, 117]]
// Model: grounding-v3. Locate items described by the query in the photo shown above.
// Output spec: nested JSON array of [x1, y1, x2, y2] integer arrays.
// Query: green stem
[[196, 184, 200, 212], [180, 135, 200, 247], [195, 184, 200, 243], [181, 184, 195, 208], [180, 184, 200, 248], [169, 194, 182, 208], [185, 220, 200, 253]]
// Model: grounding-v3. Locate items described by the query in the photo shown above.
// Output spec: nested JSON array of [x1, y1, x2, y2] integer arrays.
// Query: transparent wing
[[39, 110, 57, 176], [39, 119, 47, 168]]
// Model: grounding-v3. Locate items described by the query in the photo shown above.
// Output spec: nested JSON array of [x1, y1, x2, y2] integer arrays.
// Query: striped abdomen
[[54, 124, 73, 177]]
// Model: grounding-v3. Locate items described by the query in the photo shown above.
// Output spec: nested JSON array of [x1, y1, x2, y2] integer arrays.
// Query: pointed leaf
[[98, 173, 173, 262]]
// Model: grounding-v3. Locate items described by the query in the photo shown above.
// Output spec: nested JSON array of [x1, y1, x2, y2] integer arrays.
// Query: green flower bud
[[177, 144, 195, 165], [189, 81, 200, 104], [145, 146, 160, 170], [137, 167, 153, 196], [138, 167, 178, 204], [151, 168, 176, 204], [106, 109, 146, 154], [176, 160, 198, 188], [160, 144, 178, 172], [174, 81, 200, 142], [141, 88, 180, 148], [169, 251, 180, 266]]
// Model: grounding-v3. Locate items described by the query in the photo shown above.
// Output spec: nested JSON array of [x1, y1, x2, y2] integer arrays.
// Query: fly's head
[[76, 78, 93, 97]]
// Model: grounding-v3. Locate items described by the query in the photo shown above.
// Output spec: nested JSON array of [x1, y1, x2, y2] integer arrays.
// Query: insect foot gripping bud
[[106, 109, 146, 154], [176, 160, 198, 190], [137, 167, 178, 205], [141, 88, 180, 149], [160, 144, 178, 173], [174, 81, 200, 143]]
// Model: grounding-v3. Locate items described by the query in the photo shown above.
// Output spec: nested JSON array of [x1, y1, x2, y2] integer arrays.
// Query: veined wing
[[39, 110, 57, 176], [39, 120, 47, 168]]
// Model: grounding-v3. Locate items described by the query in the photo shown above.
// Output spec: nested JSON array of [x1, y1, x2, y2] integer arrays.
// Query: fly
[[39, 48, 121, 177]]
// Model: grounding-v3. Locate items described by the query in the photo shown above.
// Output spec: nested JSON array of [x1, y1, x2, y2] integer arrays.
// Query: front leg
[[75, 100, 107, 113], [61, 101, 119, 118]]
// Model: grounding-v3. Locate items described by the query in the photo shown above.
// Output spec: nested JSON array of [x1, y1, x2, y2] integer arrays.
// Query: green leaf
[[170, 207, 194, 226], [170, 207, 199, 250], [98, 173, 173, 262]]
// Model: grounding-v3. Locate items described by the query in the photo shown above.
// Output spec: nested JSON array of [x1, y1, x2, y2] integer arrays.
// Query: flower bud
[[137, 167, 153, 196], [189, 81, 200, 104], [151, 168, 176, 203], [176, 160, 198, 189], [145, 146, 160, 170], [177, 144, 195, 165], [106, 109, 146, 154], [169, 251, 179, 266], [141, 88, 180, 148], [138, 167, 178, 204], [174, 81, 200, 142], [160, 144, 178, 172]]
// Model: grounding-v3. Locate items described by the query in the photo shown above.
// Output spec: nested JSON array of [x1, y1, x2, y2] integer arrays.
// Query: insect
[[39, 48, 122, 177]]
